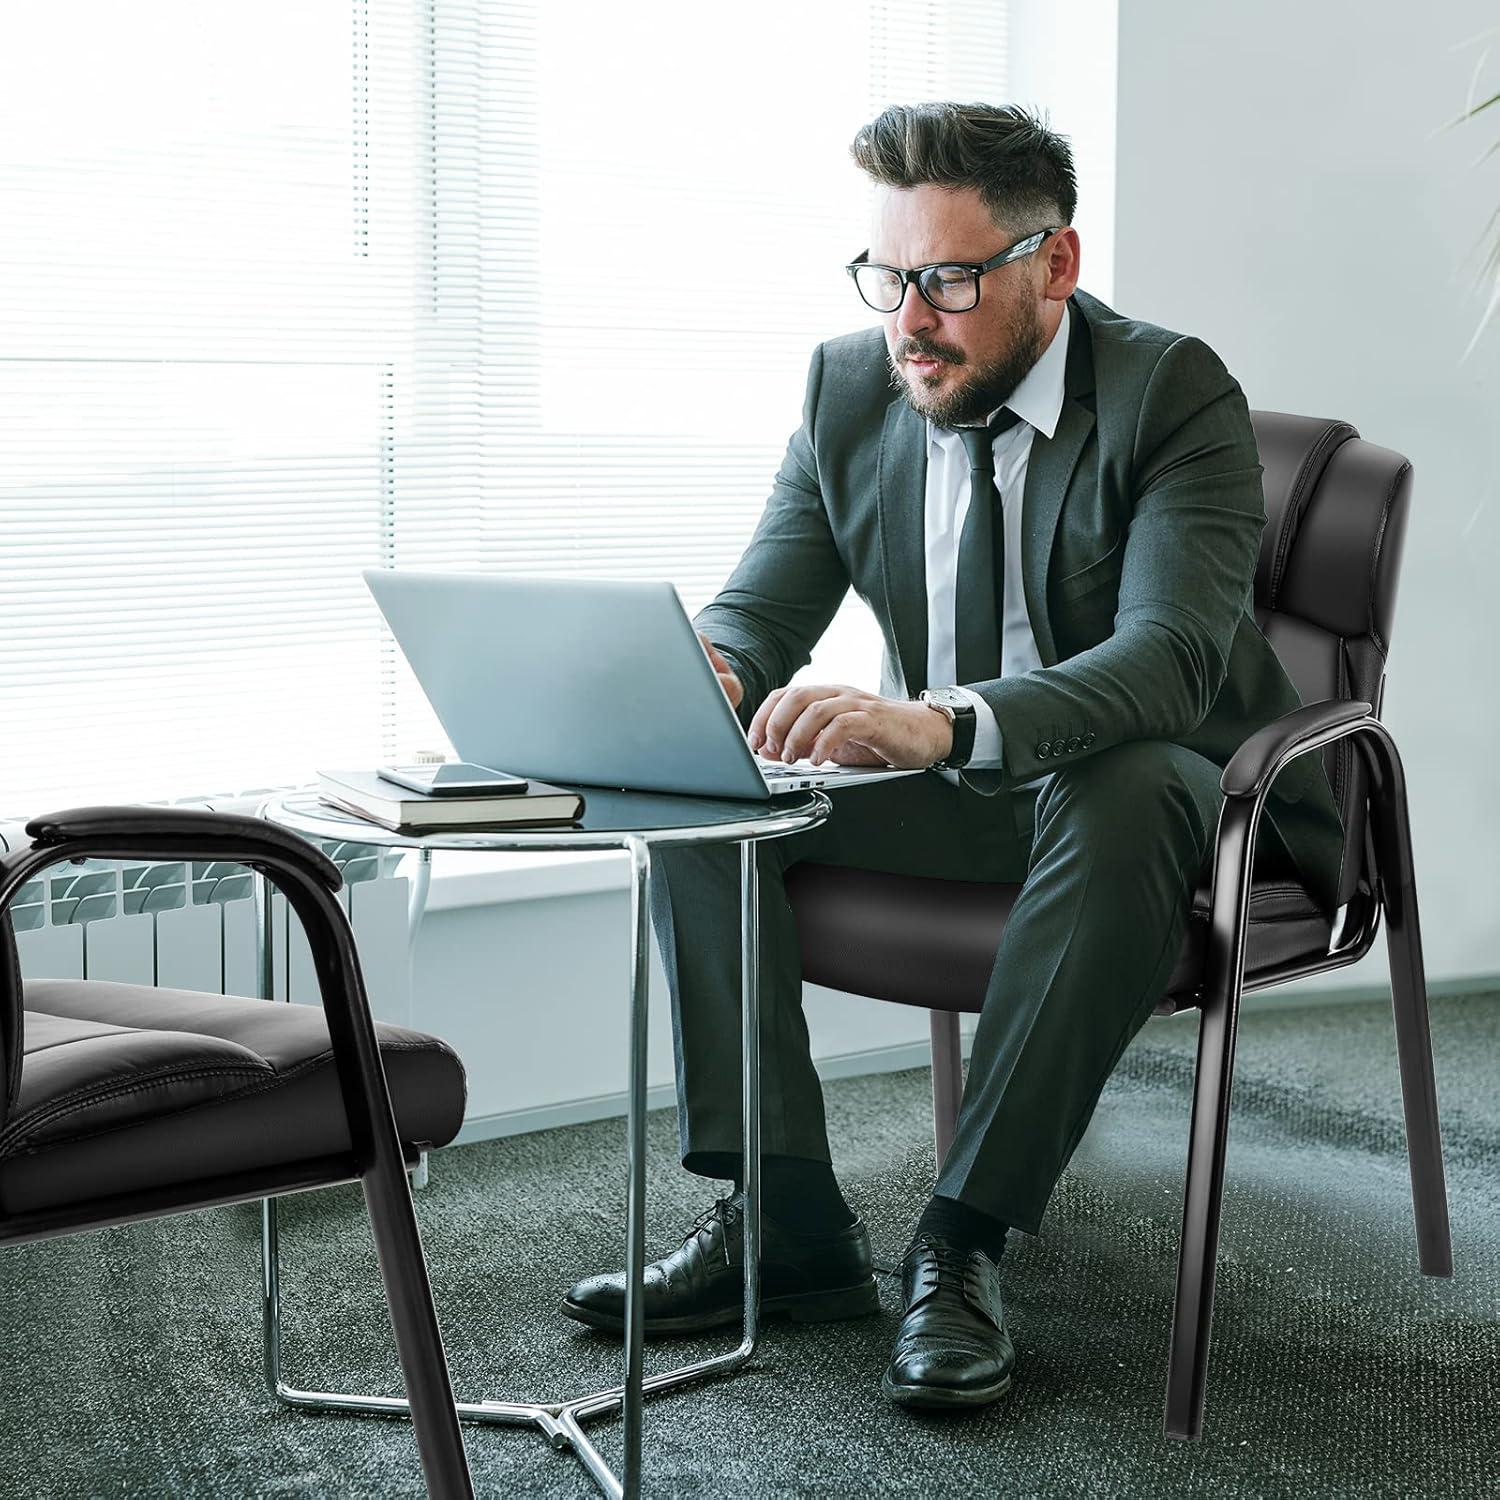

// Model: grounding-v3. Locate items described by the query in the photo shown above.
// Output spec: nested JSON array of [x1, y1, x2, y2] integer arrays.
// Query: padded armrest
[[1221, 699, 1373, 800], [22, 805, 341, 892]]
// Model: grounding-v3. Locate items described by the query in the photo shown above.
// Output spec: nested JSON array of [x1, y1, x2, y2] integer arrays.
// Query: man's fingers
[[756, 687, 860, 755], [696, 633, 744, 708], [811, 711, 894, 767], [777, 695, 865, 761], [753, 685, 817, 753], [748, 685, 787, 748], [809, 710, 858, 763], [697, 631, 728, 669], [751, 684, 880, 755]]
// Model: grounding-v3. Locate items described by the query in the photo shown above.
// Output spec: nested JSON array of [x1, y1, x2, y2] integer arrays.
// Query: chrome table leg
[[257, 836, 767, 1500]]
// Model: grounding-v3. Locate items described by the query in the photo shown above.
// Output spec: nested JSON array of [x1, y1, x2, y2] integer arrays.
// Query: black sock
[[683, 1151, 856, 1234], [914, 1194, 1009, 1263]]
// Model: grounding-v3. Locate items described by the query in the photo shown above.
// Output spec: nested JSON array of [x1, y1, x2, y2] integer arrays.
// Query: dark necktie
[[953, 406, 1024, 686]]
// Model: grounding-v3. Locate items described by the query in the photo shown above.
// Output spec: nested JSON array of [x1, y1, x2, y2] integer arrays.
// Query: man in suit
[[563, 101, 1345, 1409]]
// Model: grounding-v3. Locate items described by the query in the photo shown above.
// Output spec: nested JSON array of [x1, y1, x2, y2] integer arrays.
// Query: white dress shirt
[[924, 299, 1070, 788]]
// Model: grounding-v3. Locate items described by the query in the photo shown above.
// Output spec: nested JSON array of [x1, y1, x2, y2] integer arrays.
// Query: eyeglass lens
[[853, 263, 978, 313]]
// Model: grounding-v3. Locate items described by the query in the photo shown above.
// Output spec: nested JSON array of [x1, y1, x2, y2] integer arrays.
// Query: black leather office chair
[[1, 806, 474, 1499], [784, 411, 1450, 1442]]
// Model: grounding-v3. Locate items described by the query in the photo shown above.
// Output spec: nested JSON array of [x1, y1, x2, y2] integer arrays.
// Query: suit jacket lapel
[[876, 293, 1098, 689], [1021, 300, 1097, 667], [876, 396, 929, 696]]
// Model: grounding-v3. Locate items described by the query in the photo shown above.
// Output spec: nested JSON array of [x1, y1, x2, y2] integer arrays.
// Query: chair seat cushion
[[1, 979, 466, 1215], [785, 863, 1336, 1019]]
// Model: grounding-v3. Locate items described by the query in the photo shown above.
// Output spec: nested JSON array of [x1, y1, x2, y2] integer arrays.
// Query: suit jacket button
[[1037, 741, 1051, 757], [1067, 736, 1081, 752]]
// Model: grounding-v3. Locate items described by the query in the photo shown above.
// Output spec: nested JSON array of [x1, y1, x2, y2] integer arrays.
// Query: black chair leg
[[1360, 729, 1452, 1276], [1163, 954, 1242, 1442], [929, 1009, 963, 1173], [362, 1155, 474, 1499], [1165, 720, 1452, 1445], [1164, 794, 1259, 1444]]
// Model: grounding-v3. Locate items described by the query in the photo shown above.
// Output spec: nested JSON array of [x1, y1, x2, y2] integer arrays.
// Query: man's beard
[[886, 297, 1048, 428]]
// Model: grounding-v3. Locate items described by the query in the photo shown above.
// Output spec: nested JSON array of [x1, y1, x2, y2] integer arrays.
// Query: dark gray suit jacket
[[694, 286, 1345, 914]]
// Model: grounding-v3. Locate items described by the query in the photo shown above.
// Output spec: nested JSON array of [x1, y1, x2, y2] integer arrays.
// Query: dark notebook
[[316, 768, 584, 831]]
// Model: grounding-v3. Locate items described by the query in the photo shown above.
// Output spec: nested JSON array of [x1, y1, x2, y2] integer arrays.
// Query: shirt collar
[[927, 298, 1070, 448]]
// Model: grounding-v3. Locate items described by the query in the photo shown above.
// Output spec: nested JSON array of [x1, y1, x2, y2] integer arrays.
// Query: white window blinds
[[0, 0, 1009, 816]]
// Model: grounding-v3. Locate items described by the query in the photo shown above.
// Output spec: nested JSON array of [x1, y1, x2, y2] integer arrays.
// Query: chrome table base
[[255, 828, 779, 1500], [264, 1174, 759, 1500]]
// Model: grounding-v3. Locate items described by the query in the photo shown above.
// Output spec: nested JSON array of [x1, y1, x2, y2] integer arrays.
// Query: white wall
[[1114, 1, 1500, 990]]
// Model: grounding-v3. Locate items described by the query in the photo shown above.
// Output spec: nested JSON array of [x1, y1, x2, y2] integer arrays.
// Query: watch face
[[926, 687, 968, 711]]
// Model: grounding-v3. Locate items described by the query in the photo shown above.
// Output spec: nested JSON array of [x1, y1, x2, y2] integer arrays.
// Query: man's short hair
[[849, 102, 1077, 237]]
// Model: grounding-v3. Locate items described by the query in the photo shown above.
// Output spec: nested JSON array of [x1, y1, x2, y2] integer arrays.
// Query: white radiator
[[1, 794, 412, 1027]]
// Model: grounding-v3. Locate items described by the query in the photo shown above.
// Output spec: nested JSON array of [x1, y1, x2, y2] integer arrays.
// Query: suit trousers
[[648, 738, 1328, 1237]]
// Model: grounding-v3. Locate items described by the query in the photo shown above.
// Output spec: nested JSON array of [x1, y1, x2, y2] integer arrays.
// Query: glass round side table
[[258, 784, 832, 1500]]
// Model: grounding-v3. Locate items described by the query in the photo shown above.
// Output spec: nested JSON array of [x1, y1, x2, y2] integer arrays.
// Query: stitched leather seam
[[1333, 641, 1349, 818], [1192, 889, 1323, 921], [208, 1037, 436, 1097], [1205, 904, 1320, 917], [2, 1037, 445, 1157], [1268, 422, 1350, 603], [1196, 883, 1315, 903], [23, 1027, 156, 1060], [2, 1062, 272, 1152], [1270, 423, 1354, 606], [1365, 461, 1407, 655]]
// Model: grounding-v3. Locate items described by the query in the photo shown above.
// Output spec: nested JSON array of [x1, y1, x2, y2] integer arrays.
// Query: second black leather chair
[[1, 804, 473, 1499]]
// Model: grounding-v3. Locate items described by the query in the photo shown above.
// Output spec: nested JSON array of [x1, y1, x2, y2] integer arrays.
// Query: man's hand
[[747, 683, 952, 769], [697, 632, 744, 710]]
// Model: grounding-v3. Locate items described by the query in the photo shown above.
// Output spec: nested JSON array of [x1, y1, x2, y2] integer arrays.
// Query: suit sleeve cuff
[[952, 686, 1004, 768]]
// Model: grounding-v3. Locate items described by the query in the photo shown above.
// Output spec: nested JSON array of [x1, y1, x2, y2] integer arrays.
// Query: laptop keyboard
[[755, 753, 856, 778]]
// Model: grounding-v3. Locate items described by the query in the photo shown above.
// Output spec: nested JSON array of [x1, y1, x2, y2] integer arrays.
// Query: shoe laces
[[904, 1234, 978, 1294], [682, 1194, 739, 1247]]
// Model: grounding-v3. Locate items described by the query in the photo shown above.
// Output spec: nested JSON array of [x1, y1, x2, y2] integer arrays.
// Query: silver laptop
[[361, 569, 923, 800]]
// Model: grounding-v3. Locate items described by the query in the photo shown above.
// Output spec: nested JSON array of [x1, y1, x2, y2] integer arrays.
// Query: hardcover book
[[316, 768, 585, 831]]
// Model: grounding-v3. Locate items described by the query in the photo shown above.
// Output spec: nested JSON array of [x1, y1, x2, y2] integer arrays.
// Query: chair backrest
[[1249, 411, 1413, 911]]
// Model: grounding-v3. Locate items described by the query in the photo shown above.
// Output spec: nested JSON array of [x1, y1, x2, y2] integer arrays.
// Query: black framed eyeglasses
[[845, 226, 1061, 313]]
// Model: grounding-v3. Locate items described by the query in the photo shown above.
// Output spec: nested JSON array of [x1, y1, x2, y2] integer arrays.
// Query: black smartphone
[[377, 763, 530, 797]]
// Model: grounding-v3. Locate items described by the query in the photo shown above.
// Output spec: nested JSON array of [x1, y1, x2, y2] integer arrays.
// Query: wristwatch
[[919, 687, 977, 769]]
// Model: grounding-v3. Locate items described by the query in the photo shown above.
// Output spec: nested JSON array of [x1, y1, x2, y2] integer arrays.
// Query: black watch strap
[[939, 705, 977, 768], [923, 690, 977, 769]]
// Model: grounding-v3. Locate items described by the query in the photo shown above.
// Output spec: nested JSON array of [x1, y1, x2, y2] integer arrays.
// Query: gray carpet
[[3, 991, 1497, 1498]]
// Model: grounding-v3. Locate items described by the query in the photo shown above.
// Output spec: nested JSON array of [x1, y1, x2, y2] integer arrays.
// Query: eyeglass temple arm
[[849, 227, 1061, 276]]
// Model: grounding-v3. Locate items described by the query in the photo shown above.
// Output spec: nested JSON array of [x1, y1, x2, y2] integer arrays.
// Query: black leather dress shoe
[[881, 1235, 1015, 1409], [562, 1190, 880, 1336]]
